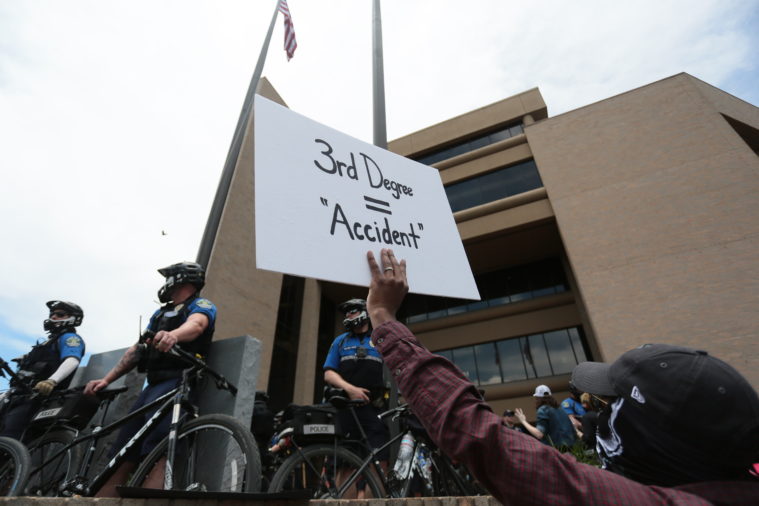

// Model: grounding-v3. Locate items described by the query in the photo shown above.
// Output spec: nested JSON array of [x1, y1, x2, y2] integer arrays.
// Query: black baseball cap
[[571, 343, 759, 479]]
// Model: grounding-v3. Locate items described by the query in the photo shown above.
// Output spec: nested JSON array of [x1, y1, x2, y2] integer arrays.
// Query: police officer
[[84, 261, 216, 496], [323, 299, 389, 466], [1, 300, 86, 440]]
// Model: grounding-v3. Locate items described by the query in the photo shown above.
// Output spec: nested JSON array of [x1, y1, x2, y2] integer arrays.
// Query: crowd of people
[[2, 249, 758, 504]]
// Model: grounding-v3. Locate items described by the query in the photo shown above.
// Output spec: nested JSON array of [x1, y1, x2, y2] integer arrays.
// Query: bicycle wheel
[[127, 414, 261, 492], [431, 453, 483, 496], [267, 444, 384, 499], [24, 429, 82, 496], [0, 436, 31, 496]]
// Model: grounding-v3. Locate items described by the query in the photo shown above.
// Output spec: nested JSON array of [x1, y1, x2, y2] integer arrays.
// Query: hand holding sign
[[366, 249, 408, 328]]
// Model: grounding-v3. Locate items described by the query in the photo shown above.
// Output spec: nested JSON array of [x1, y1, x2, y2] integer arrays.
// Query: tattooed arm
[[84, 344, 142, 395]]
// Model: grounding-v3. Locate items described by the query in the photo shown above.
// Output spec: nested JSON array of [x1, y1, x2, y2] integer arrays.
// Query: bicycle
[[266, 391, 479, 498], [0, 355, 90, 497], [0, 436, 30, 496], [16, 342, 261, 496]]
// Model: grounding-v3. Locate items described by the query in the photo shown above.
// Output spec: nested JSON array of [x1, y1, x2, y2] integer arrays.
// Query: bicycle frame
[[284, 405, 406, 498], [27, 367, 198, 496]]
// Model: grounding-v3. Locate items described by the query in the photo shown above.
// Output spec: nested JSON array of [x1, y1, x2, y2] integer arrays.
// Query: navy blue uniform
[[324, 330, 389, 459], [1, 332, 85, 440], [111, 295, 216, 459]]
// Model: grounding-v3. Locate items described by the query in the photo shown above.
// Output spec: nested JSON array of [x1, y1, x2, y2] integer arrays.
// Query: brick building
[[201, 73, 759, 414]]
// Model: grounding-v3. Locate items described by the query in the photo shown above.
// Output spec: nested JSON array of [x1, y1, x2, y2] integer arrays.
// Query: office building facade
[[202, 74, 759, 414]]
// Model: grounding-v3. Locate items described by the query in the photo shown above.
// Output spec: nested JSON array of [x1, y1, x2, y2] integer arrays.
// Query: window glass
[[436, 349, 453, 362], [506, 269, 530, 302], [451, 347, 479, 383], [444, 160, 543, 213], [543, 329, 576, 375], [403, 258, 568, 324], [568, 328, 587, 362], [525, 334, 552, 377], [415, 123, 523, 165], [497, 339, 527, 382], [474, 342, 502, 385]]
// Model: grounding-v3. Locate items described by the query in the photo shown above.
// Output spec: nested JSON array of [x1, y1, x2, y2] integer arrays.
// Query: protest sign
[[254, 95, 479, 300]]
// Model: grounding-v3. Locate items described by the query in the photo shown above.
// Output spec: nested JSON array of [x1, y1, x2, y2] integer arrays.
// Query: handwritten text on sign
[[314, 139, 422, 249], [254, 95, 479, 300]]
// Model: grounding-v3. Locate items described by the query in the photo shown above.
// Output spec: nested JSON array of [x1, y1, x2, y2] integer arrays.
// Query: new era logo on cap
[[631, 386, 646, 404]]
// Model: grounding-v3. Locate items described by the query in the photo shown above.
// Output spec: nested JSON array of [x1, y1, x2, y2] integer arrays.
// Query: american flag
[[278, 0, 297, 60]]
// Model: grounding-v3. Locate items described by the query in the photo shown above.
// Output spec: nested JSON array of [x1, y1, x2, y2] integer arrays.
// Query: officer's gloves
[[33, 379, 57, 396]]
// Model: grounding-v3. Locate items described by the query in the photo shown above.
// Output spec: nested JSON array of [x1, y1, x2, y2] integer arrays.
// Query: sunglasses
[[50, 311, 68, 318]]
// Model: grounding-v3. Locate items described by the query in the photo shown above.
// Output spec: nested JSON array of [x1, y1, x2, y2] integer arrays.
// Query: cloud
[[0, 0, 756, 357]]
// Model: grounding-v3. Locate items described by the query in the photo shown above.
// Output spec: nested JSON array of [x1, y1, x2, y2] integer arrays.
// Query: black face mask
[[596, 397, 754, 486]]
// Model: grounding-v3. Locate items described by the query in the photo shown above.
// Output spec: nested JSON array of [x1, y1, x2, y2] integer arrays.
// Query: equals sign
[[364, 196, 392, 215]]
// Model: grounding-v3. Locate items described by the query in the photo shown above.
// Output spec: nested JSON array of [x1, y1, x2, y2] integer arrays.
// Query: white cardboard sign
[[254, 95, 479, 300]]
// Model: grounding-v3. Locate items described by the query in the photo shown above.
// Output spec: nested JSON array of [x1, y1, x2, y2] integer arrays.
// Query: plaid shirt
[[373, 321, 759, 505]]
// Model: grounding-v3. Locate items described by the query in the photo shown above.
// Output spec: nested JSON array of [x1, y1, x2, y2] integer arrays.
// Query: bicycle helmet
[[157, 261, 205, 303], [338, 298, 368, 331], [43, 300, 84, 334]]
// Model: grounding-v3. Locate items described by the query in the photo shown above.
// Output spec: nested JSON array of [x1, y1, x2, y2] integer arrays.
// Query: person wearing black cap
[[365, 247, 759, 505], [571, 344, 759, 487]]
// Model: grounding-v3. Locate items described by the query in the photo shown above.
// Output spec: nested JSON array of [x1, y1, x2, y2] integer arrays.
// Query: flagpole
[[372, 0, 388, 149], [196, 0, 281, 267]]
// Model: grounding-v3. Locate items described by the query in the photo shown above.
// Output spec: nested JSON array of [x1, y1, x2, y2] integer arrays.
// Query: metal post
[[372, 0, 388, 149], [196, 0, 281, 268]]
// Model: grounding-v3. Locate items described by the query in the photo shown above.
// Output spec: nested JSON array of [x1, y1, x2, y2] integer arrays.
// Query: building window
[[435, 327, 588, 386], [444, 159, 543, 213], [414, 123, 524, 166], [402, 258, 567, 324]]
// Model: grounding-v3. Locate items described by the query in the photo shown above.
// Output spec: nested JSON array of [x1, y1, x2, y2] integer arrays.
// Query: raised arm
[[365, 248, 705, 505]]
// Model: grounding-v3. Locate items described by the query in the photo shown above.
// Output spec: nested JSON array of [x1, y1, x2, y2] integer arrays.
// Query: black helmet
[[157, 261, 205, 303], [338, 298, 368, 331], [44, 300, 84, 334]]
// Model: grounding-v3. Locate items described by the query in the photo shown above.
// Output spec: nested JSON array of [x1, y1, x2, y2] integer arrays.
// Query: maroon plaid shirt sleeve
[[373, 321, 757, 506]]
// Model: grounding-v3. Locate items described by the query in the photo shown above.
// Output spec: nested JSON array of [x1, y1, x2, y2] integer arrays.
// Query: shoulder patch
[[562, 400, 570, 407], [195, 298, 213, 309], [65, 335, 82, 347]]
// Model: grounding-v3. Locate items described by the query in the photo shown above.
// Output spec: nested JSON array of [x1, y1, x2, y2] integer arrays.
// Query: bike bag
[[29, 390, 101, 430], [285, 403, 342, 442]]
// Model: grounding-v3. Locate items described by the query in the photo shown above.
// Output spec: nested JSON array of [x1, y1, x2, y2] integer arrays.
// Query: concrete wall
[[526, 73, 759, 386], [203, 77, 288, 391]]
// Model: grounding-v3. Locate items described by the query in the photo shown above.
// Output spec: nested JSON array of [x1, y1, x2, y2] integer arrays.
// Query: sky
[[0, 0, 757, 382]]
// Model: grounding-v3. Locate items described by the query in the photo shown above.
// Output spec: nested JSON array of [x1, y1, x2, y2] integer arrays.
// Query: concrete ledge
[[1, 497, 498, 506]]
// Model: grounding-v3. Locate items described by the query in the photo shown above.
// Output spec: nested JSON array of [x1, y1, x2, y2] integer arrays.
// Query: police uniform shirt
[[323, 332, 384, 391], [57, 331, 86, 361], [143, 296, 217, 379], [561, 397, 586, 417]]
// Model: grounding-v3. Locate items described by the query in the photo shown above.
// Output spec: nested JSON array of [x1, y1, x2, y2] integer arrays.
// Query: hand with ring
[[366, 248, 408, 328]]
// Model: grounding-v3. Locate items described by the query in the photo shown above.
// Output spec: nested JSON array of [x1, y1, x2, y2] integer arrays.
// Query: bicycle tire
[[267, 444, 384, 499], [24, 429, 82, 496], [432, 453, 483, 496], [0, 436, 31, 496], [126, 414, 261, 493]]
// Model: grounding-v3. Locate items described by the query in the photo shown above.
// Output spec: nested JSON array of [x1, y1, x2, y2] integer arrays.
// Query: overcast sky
[[1, 0, 757, 373]]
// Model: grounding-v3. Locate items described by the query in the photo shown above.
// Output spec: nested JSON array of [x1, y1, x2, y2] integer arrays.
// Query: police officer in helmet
[[84, 261, 217, 496], [1, 300, 86, 440], [323, 298, 390, 492]]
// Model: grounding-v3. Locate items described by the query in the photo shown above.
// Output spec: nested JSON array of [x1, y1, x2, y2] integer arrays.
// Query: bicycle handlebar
[[378, 403, 409, 420], [0, 357, 34, 393], [136, 337, 237, 396]]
